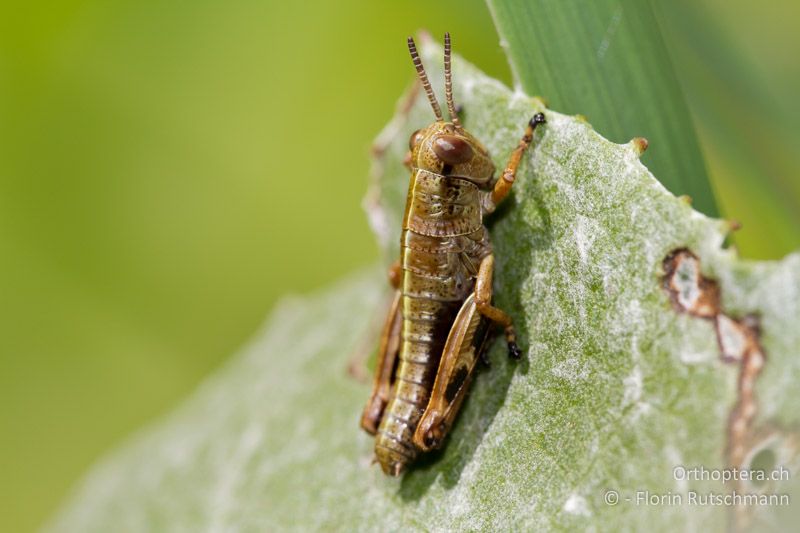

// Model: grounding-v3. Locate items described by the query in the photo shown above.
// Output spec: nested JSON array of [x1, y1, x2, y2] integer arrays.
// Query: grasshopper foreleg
[[490, 112, 546, 208]]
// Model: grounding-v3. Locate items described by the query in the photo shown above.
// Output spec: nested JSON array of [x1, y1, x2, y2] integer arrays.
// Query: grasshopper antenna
[[443, 32, 461, 128], [407, 36, 443, 122]]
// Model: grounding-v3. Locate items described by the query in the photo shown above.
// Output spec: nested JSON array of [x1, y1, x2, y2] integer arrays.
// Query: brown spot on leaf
[[662, 248, 784, 531], [725, 315, 766, 470], [662, 248, 720, 318]]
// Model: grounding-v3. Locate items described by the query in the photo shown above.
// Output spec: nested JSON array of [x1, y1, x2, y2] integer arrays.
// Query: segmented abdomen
[[374, 171, 489, 476], [374, 279, 462, 474]]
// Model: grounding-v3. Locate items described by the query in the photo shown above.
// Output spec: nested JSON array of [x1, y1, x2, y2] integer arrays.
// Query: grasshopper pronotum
[[360, 33, 546, 476]]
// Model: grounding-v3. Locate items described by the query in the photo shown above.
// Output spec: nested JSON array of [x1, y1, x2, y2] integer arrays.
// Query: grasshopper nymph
[[360, 33, 545, 476]]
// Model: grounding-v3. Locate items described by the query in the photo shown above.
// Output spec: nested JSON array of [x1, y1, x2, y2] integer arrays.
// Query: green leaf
[[47, 40, 799, 531], [486, 0, 718, 216]]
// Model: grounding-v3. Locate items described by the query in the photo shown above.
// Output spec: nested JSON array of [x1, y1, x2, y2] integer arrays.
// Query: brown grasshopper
[[360, 33, 546, 476]]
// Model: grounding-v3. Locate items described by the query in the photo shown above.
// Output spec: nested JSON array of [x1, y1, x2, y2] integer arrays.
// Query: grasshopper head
[[408, 122, 495, 185], [406, 33, 495, 185]]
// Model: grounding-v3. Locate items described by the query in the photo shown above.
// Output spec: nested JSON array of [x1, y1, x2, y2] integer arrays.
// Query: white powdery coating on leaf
[[623, 366, 643, 405], [551, 357, 590, 383], [563, 494, 591, 516], [574, 215, 601, 265], [680, 350, 716, 365]]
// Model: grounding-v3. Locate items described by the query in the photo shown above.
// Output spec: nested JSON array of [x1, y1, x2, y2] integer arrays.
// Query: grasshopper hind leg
[[359, 289, 403, 435], [413, 252, 523, 452], [413, 294, 491, 451]]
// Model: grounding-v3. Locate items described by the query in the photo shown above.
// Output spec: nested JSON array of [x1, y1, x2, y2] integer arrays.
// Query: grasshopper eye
[[433, 135, 474, 165], [409, 129, 425, 150]]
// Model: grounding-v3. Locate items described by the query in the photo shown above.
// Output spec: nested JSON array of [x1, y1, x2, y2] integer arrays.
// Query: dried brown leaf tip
[[630, 137, 648, 156], [727, 219, 742, 232]]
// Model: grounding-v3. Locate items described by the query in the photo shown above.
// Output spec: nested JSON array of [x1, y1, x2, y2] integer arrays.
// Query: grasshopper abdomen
[[375, 224, 481, 474]]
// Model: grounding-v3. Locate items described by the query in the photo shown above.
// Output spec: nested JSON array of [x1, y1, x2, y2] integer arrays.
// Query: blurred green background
[[0, 0, 797, 531]]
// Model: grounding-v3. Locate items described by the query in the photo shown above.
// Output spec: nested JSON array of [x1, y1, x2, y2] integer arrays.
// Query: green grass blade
[[486, 0, 718, 216], [654, 0, 800, 259]]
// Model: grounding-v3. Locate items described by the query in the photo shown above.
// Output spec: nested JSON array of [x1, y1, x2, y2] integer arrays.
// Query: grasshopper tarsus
[[508, 341, 523, 360], [530, 112, 546, 128]]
